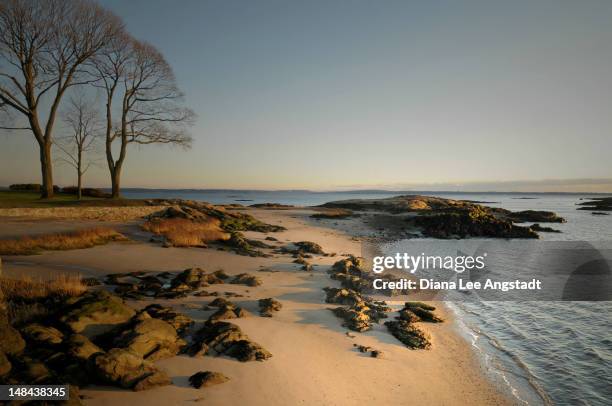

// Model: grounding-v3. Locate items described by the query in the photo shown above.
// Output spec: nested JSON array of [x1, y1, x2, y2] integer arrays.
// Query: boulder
[[60, 291, 135, 338], [189, 371, 230, 388], [21, 323, 64, 346], [66, 334, 103, 361], [323, 287, 364, 306], [113, 317, 184, 361], [0, 321, 26, 355], [208, 304, 249, 322], [294, 241, 324, 254], [90, 348, 171, 390]]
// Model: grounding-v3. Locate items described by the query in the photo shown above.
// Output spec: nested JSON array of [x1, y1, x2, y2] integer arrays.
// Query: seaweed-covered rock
[[60, 291, 135, 338], [189, 371, 230, 388], [385, 320, 431, 349], [90, 348, 170, 390], [402, 302, 443, 323], [331, 306, 372, 332], [186, 321, 271, 362], [258, 298, 282, 317], [231, 273, 262, 287], [21, 324, 64, 346], [113, 317, 185, 361]]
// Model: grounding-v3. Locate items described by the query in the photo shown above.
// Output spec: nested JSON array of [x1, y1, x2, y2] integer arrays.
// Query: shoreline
[[1, 204, 516, 405]]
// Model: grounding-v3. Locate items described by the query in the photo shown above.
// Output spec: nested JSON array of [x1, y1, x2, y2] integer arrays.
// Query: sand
[[0, 207, 515, 405]]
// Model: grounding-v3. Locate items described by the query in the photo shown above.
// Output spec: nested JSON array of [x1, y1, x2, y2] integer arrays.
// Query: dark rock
[[142, 304, 193, 334], [189, 371, 230, 388], [530, 223, 561, 233], [231, 273, 262, 287], [294, 241, 325, 254], [258, 298, 282, 317], [186, 321, 271, 362], [508, 210, 566, 223], [0, 351, 11, 376], [66, 334, 103, 361], [208, 304, 250, 322], [385, 320, 431, 349]]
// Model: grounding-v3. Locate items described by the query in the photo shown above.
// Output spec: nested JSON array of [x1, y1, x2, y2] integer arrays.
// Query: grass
[[142, 217, 230, 247], [0, 274, 87, 325], [0, 227, 127, 255], [0, 190, 151, 208], [0, 274, 86, 301]]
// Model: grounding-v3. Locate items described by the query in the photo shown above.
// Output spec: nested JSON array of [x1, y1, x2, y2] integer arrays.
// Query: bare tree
[[55, 94, 100, 199], [92, 38, 194, 198], [0, 0, 123, 198]]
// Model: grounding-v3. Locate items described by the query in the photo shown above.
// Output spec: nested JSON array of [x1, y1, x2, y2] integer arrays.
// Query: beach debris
[[186, 321, 272, 362], [189, 371, 230, 388], [258, 298, 282, 317]]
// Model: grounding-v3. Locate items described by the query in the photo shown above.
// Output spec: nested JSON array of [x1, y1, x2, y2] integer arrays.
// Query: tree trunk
[[39, 140, 54, 199], [111, 167, 121, 199], [77, 172, 82, 200]]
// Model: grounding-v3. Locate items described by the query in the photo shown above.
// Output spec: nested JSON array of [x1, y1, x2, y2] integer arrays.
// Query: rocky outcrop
[[530, 224, 561, 233], [89, 348, 171, 391], [507, 210, 566, 223], [401, 302, 443, 323], [60, 290, 135, 338], [208, 304, 250, 322], [66, 334, 103, 362], [415, 207, 539, 239], [21, 324, 64, 346], [186, 321, 271, 362], [189, 371, 230, 388], [142, 304, 193, 334], [576, 197, 612, 212], [258, 298, 282, 317]]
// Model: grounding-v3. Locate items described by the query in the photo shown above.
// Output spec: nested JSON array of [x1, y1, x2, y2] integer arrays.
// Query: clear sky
[[1, 0, 611, 191]]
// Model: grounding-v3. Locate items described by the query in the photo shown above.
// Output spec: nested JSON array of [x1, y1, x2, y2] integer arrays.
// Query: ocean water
[[122, 189, 611, 405]]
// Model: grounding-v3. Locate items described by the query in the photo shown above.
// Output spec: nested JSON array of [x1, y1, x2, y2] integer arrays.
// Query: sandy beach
[[0, 206, 514, 406]]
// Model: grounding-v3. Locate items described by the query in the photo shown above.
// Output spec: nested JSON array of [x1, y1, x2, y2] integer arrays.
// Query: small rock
[[189, 371, 230, 388]]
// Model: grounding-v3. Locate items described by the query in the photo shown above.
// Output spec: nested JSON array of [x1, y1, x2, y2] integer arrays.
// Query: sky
[[1, 0, 612, 191]]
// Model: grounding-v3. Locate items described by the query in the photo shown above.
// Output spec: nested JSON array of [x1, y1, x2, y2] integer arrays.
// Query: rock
[[90, 348, 170, 390], [224, 232, 269, 257], [302, 264, 314, 272], [81, 277, 101, 286], [187, 321, 271, 362], [265, 236, 279, 241], [208, 297, 231, 307], [576, 197, 612, 212], [231, 273, 262, 287], [60, 291, 135, 338], [355, 344, 371, 353], [385, 320, 431, 349], [508, 210, 566, 223], [293, 256, 309, 265], [530, 224, 561, 233], [189, 371, 230, 388], [323, 287, 364, 306], [402, 302, 443, 323], [0, 320, 26, 355], [415, 207, 539, 239], [171, 268, 224, 289], [66, 334, 103, 361], [0, 351, 11, 376], [592, 212, 610, 215], [371, 350, 384, 358], [331, 305, 372, 332], [21, 323, 64, 345], [113, 317, 185, 361], [258, 298, 282, 317], [142, 304, 193, 334], [208, 304, 250, 322], [294, 241, 325, 254]]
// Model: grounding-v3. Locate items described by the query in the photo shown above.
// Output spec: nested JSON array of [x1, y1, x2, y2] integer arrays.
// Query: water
[[122, 189, 611, 405]]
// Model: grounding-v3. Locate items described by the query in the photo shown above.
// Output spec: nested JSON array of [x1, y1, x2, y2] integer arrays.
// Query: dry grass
[[142, 217, 230, 247], [0, 274, 87, 301], [0, 274, 86, 325], [0, 228, 127, 255], [311, 208, 354, 219]]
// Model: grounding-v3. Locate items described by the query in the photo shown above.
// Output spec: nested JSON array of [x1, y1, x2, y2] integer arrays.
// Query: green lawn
[[0, 191, 149, 208]]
